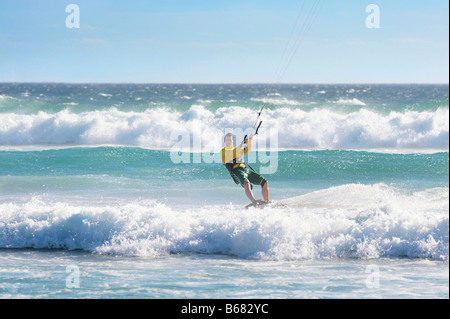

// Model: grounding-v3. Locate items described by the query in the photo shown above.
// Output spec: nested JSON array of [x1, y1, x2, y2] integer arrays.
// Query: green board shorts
[[231, 166, 267, 189]]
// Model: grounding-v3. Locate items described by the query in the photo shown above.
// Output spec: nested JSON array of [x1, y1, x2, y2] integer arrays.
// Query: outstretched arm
[[242, 134, 255, 155], [223, 134, 255, 163]]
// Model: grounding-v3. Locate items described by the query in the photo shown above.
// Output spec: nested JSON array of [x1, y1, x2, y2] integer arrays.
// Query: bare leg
[[262, 181, 269, 202], [244, 182, 257, 203]]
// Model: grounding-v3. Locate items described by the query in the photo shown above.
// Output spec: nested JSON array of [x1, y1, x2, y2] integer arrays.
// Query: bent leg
[[247, 170, 269, 203], [261, 180, 269, 202], [244, 182, 257, 203]]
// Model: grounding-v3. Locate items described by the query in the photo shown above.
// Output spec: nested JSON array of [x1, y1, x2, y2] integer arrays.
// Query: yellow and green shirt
[[221, 140, 252, 169]]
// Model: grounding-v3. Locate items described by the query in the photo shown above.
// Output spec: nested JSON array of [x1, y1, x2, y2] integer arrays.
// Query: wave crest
[[0, 185, 448, 260], [0, 106, 448, 151]]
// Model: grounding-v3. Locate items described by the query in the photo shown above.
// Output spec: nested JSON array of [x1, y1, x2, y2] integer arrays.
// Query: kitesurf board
[[245, 199, 271, 209]]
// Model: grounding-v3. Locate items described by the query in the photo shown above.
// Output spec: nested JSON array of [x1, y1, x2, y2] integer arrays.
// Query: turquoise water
[[0, 83, 448, 298], [1, 250, 448, 299], [0, 148, 448, 207]]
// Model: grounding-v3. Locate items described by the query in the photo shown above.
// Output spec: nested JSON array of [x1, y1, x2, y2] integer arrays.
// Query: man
[[221, 132, 269, 206]]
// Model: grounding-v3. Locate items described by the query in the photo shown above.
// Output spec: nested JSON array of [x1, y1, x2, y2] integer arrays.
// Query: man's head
[[224, 133, 234, 147]]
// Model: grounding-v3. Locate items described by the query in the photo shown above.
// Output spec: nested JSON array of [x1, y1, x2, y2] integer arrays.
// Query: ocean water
[[0, 83, 448, 299]]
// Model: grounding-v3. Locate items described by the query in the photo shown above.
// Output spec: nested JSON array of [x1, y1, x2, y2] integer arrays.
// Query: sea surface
[[0, 83, 448, 299]]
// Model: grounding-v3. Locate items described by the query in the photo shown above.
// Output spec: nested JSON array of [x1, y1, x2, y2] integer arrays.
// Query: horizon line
[[1, 81, 449, 85]]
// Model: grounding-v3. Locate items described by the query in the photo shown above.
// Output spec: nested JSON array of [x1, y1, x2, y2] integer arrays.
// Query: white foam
[[333, 98, 367, 106], [0, 95, 17, 101], [0, 185, 448, 260], [250, 97, 304, 106], [0, 105, 448, 152]]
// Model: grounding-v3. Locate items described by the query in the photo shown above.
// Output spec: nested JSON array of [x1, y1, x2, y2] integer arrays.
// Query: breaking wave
[[0, 184, 448, 260], [0, 105, 448, 152]]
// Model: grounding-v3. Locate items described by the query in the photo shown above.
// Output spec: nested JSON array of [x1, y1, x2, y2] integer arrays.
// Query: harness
[[224, 158, 241, 185]]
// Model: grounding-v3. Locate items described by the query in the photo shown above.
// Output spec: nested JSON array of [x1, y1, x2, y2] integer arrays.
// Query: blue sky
[[0, 0, 448, 83]]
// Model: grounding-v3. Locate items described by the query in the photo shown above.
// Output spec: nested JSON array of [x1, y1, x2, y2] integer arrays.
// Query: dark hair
[[224, 133, 234, 142]]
